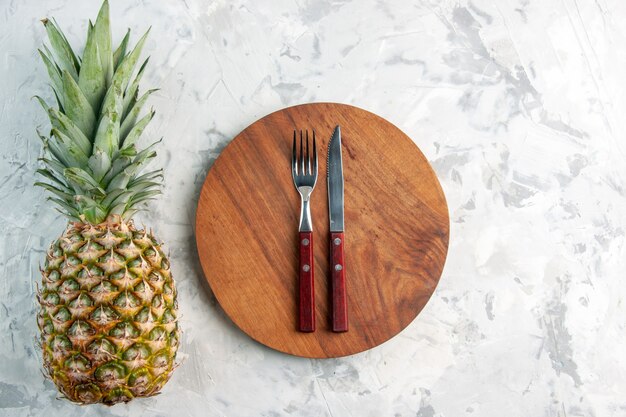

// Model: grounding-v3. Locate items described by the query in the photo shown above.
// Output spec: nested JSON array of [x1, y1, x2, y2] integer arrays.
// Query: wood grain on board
[[195, 103, 449, 358]]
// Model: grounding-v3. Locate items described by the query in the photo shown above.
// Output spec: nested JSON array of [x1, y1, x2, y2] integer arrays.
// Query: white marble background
[[1, 0, 625, 415]]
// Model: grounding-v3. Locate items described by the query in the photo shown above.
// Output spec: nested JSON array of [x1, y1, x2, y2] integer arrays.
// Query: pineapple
[[34, 1, 179, 404]]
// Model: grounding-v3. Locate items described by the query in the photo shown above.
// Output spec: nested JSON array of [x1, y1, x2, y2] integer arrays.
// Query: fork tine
[[299, 130, 305, 177], [292, 130, 297, 177], [306, 130, 311, 175], [312, 130, 318, 177]]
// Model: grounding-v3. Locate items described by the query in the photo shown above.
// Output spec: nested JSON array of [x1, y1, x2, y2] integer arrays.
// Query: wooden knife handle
[[330, 232, 348, 332], [298, 231, 315, 332]]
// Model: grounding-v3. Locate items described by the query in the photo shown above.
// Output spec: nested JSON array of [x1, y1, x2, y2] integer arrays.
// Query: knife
[[327, 125, 348, 332]]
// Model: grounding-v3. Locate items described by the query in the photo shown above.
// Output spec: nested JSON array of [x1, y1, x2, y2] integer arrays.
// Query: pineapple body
[[38, 217, 178, 404]]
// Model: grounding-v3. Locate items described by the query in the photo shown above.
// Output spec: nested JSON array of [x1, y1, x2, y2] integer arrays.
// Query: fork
[[291, 129, 318, 332]]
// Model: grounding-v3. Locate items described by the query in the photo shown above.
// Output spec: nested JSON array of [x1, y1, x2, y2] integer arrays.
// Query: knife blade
[[327, 125, 348, 332]]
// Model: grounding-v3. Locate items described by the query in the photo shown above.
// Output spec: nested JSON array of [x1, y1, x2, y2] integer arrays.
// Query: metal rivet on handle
[[302, 238, 310, 246], [334, 264, 343, 271], [303, 264, 310, 272], [333, 238, 341, 246]]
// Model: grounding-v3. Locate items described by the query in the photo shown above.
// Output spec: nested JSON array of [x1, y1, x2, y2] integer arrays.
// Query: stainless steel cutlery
[[327, 126, 348, 332], [291, 126, 347, 333], [291, 129, 318, 332]]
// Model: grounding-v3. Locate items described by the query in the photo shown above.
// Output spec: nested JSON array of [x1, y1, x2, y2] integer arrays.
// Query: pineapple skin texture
[[37, 217, 179, 405]]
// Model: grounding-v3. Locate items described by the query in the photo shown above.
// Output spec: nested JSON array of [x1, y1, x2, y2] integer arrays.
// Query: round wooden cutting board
[[195, 103, 449, 358]]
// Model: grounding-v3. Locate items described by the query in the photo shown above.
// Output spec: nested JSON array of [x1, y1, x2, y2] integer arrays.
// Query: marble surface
[[1, 0, 625, 415]]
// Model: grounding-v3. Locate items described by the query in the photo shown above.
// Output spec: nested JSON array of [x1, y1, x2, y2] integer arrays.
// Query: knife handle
[[330, 232, 348, 332], [298, 231, 315, 332]]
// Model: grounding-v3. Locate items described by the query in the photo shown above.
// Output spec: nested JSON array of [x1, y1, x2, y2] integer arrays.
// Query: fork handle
[[298, 231, 315, 332], [330, 232, 348, 332]]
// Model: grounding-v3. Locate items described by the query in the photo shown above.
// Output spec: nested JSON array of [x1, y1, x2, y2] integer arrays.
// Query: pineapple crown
[[35, 1, 162, 225]]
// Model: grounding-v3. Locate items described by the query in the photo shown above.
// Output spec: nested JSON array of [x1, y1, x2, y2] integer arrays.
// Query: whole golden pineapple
[[35, 1, 179, 404]]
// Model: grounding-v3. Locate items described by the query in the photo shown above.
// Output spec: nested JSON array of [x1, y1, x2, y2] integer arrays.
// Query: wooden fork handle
[[330, 232, 348, 332], [298, 231, 315, 332]]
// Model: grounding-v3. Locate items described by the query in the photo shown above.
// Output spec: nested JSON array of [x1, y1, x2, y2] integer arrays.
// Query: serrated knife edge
[[327, 125, 344, 232]]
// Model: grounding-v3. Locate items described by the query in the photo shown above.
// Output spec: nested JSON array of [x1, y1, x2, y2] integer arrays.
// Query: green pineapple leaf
[[78, 23, 106, 112], [128, 169, 163, 187], [93, 83, 122, 156], [94, 0, 113, 85], [113, 29, 131, 70], [112, 29, 150, 96], [36, 1, 162, 224], [120, 88, 157, 141], [101, 189, 132, 208], [101, 154, 133, 187], [50, 128, 89, 166], [40, 132, 77, 168], [34, 181, 74, 201], [48, 197, 81, 219], [122, 57, 149, 117], [74, 194, 107, 223], [39, 157, 71, 182], [105, 160, 148, 192], [127, 189, 161, 206], [36, 168, 71, 191], [128, 177, 160, 192], [88, 149, 112, 182], [38, 49, 63, 103], [47, 107, 91, 155], [42, 18, 80, 80], [120, 109, 154, 148], [64, 167, 106, 196], [61, 70, 96, 137]]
